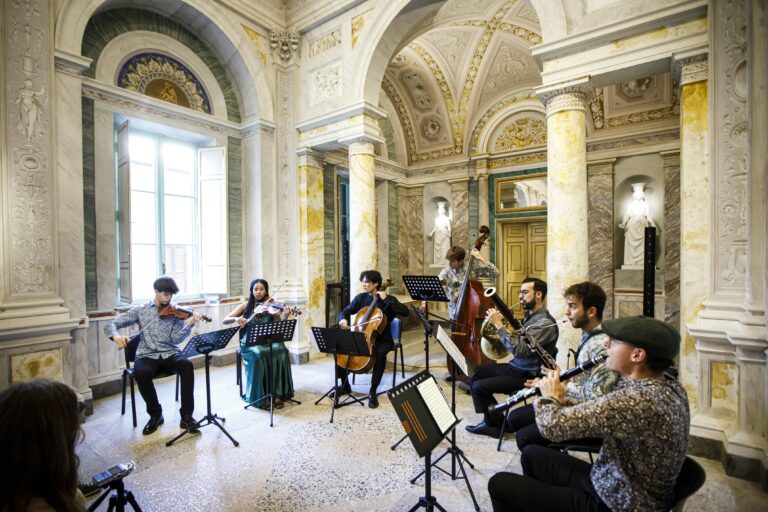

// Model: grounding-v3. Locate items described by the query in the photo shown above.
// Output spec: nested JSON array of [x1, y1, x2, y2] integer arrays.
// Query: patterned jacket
[[535, 376, 690, 511], [565, 327, 618, 404]]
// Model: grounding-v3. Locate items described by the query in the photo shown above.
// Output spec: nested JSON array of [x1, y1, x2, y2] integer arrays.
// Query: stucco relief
[[589, 77, 679, 131], [400, 70, 433, 111], [715, 0, 748, 290], [309, 29, 341, 57], [7, 0, 54, 294], [492, 117, 546, 152], [480, 40, 535, 100], [312, 64, 341, 104], [422, 118, 441, 140]]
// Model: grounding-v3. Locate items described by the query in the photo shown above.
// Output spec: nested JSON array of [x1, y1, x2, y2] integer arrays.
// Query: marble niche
[[423, 183, 453, 270]]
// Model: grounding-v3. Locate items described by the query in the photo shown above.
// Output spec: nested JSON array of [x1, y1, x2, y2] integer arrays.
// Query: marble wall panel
[[227, 137, 243, 294], [397, 185, 424, 283], [662, 152, 681, 329], [587, 163, 614, 319], [83, 98, 97, 310], [11, 349, 64, 384], [93, 103, 117, 309], [323, 165, 338, 283], [387, 182, 400, 292], [82, 8, 241, 122], [451, 180, 470, 252]]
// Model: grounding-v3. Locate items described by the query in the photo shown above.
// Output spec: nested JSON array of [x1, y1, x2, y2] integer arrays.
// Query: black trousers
[[487, 445, 610, 512], [337, 339, 393, 394], [469, 363, 531, 426], [133, 355, 194, 418], [507, 404, 603, 452]]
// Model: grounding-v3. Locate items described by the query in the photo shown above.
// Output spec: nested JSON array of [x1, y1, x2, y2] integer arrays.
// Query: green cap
[[602, 316, 680, 360]]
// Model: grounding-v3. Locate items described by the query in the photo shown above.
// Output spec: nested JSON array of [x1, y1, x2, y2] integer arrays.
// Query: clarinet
[[488, 354, 608, 415], [483, 287, 558, 370]]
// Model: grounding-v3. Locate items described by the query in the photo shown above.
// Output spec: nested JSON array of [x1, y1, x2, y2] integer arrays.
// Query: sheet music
[[416, 377, 455, 435], [435, 326, 469, 376]]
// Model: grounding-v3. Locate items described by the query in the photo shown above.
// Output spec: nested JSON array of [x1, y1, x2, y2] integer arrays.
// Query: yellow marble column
[[538, 82, 591, 364], [677, 56, 708, 410], [297, 148, 325, 346], [347, 139, 378, 282]]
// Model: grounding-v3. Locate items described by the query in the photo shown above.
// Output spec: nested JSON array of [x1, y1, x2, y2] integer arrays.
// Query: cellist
[[338, 270, 409, 408]]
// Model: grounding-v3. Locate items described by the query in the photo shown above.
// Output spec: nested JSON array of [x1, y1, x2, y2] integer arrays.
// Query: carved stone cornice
[[54, 50, 92, 76], [672, 52, 708, 85], [396, 183, 424, 197], [269, 29, 300, 62], [537, 78, 594, 115], [296, 147, 324, 168], [587, 158, 616, 176]]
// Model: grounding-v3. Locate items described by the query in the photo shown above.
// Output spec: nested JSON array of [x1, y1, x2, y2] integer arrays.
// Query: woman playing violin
[[223, 279, 296, 408], [337, 270, 409, 408]]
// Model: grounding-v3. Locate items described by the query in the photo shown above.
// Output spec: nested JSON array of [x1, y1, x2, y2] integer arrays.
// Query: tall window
[[117, 121, 227, 303]]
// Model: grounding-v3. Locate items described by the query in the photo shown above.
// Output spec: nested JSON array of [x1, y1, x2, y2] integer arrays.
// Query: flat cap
[[602, 316, 680, 360]]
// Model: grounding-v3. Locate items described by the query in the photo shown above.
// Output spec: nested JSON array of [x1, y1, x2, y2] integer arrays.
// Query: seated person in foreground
[[488, 316, 689, 512], [223, 278, 295, 409], [466, 277, 558, 438], [506, 281, 617, 450]]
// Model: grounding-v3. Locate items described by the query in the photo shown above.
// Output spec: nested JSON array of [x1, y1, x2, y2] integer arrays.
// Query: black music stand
[[166, 326, 240, 447], [312, 327, 370, 423], [242, 319, 299, 427], [390, 276, 448, 451], [388, 371, 459, 512], [412, 325, 479, 510]]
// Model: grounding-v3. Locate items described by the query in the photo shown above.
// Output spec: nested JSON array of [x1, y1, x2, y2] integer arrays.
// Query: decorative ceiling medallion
[[422, 118, 441, 139], [589, 82, 679, 130], [118, 52, 211, 114], [493, 118, 546, 152]]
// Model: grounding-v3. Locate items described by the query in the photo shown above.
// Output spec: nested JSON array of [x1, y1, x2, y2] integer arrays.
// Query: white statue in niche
[[428, 201, 452, 265], [619, 182, 657, 268]]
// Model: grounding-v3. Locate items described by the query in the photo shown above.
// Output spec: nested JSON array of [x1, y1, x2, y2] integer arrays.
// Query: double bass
[[336, 278, 393, 374], [449, 226, 495, 382]]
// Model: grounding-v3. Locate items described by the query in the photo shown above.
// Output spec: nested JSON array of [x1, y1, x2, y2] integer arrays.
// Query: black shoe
[[78, 480, 101, 498], [180, 415, 201, 434], [368, 393, 379, 409], [465, 421, 500, 438], [142, 415, 164, 435]]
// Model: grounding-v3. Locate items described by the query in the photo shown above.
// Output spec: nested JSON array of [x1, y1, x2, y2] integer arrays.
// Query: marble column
[[297, 148, 324, 362], [347, 139, 378, 282], [449, 178, 470, 251], [396, 184, 424, 281], [661, 151, 681, 330], [475, 160, 491, 262], [0, 0, 79, 391], [242, 125, 275, 289], [538, 81, 592, 363], [677, 55, 709, 414], [586, 159, 615, 320]]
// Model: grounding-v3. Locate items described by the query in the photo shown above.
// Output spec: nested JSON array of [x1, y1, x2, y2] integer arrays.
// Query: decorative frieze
[[493, 118, 546, 152], [309, 30, 341, 57]]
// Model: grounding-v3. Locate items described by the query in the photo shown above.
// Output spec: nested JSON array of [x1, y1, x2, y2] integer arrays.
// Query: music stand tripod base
[[166, 326, 240, 447], [242, 320, 300, 427], [88, 478, 142, 512]]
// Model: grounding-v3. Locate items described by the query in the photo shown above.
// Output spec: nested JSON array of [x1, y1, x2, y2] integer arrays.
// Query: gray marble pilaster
[[396, 185, 424, 281], [587, 159, 615, 319], [450, 179, 470, 251], [93, 102, 117, 309], [662, 151, 681, 329]]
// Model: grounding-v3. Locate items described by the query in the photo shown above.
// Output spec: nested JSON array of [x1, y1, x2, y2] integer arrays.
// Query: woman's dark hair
[[243, 278, 270, 318], [0, 379, 84, 512], [359, 270, 383, 289], [153, 275, 179, 294]]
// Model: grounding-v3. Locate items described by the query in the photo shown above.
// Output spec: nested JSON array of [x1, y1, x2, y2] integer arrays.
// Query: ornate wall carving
[[589, 75, 679, 130], [714, 0, 748, 291], [309, 29, 341, 57], [312, 64, 341, 104], [5, 0, 55, 295], [492, 117, 546, 152]]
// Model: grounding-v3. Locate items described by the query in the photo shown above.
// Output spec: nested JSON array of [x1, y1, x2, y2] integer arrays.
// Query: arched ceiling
[[382, 0, 543, 164]]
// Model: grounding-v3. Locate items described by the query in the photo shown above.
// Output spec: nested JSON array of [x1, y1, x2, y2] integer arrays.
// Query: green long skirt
[[240, 340, 295, 405]]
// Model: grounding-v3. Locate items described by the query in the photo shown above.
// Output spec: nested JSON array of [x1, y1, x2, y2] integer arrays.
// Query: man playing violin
[[105, 276, 204, 435], [338, 270, 409, 408]]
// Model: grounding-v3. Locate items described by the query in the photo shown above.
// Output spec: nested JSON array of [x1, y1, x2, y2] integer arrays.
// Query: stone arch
[[469, 92, 544, 154], [96, 31, 229, 120], [55, 0, 273, 123]]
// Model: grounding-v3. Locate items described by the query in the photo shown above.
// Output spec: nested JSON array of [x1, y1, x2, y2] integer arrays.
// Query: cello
[[336, 278, 393, 374], [449, 226, 495, 382]]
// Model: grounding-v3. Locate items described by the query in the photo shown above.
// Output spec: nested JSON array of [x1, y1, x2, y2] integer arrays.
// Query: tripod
[[409, 342, 479, 511], [166, 327, 240, 447], [409, 451, 446, 512], [87, 478, 141, 512], [243, 320, 300, 427]]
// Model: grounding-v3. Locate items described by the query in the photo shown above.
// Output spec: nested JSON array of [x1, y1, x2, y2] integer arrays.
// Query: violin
[[159, 304, 212, 322], [253, 300, 302, 317]]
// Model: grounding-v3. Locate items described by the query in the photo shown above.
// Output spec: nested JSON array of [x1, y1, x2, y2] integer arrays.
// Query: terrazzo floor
[[78, 327, 767, 511]]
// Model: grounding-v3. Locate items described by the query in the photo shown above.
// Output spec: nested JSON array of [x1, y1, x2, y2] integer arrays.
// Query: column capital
[[660, 150, 681, 168], [343, 137, 377, 156], [296, 147, 324, 167], [672, 52, 708, 85], [587, 158, 616, 176], [536, 77, 594, 115]]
